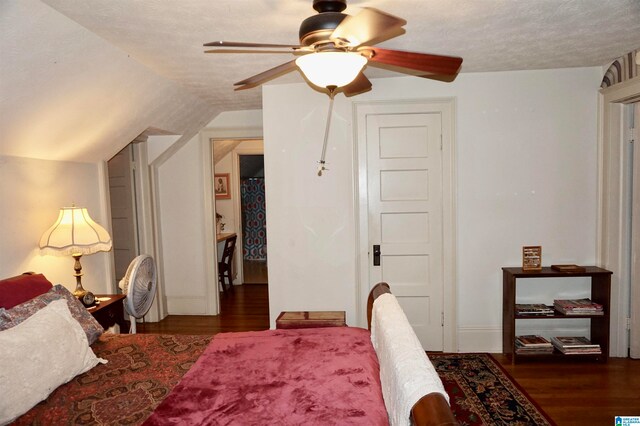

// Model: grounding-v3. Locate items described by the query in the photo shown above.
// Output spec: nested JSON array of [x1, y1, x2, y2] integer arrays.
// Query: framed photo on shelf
[[214, 173, 231, 199], [522, 246, 542, 271]]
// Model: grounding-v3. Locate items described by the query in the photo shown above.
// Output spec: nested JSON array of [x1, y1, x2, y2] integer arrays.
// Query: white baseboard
[[166, 296, 207, 314], [458, 327, 502, 353]]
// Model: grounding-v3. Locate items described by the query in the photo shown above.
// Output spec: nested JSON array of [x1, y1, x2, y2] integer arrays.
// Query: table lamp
[[39, 206, 112, 297]]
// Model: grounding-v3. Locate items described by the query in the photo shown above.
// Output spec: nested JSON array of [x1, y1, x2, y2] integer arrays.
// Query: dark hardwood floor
[[243, 259, 268, 284], [138, 285, 640, 425], [137, 284, 269, 334], [492, 354, 640, 425]]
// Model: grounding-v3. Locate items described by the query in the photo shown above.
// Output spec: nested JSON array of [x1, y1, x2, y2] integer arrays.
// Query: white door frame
[[353, 98, 458, 352], [631, 103, 640, 359], [102, 141, 162, 321], [597, 76, 640, 357], [201, 126, 263, 314], [232, 146, 265, 285], [130, 141, 163, 322]]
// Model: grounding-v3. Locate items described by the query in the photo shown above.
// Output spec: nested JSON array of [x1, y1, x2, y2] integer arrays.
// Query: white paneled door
[[108, 144, 139, 289], [357, 101, 454, 351]]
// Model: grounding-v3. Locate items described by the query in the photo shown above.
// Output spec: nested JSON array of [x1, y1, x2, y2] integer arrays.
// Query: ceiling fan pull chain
[[318, 87, 336, 176]]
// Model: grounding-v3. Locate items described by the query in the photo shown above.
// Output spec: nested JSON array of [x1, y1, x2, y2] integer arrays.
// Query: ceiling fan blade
[[205, 49, 298, 54], [365, 47, 463, 78], [233, 60, 298, 90], [204, 41, 301, 49], [340, 73, 372, 97], [331, 8, 406, 47]]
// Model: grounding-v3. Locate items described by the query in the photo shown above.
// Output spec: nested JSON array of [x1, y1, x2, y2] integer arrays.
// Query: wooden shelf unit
[[502, 266, 612, 363]]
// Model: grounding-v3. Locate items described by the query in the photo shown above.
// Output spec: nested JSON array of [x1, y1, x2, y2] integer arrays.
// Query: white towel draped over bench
[[370, 293, 450, 426]]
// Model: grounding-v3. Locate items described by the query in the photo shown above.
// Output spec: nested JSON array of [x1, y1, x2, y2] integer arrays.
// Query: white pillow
[[0, 299, 107, 425]]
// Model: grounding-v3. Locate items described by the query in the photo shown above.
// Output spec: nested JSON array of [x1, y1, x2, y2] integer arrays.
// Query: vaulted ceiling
[[2, 0, 639, 163], [40, 0, 640, 110]]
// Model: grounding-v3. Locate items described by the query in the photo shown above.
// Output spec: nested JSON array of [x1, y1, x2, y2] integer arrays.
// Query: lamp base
[[73, 288, 87, 298], [72, 253, 87, 297]]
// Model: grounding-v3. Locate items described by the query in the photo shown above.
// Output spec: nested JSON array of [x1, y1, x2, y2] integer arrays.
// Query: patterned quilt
[[12, 333, 211, 425]]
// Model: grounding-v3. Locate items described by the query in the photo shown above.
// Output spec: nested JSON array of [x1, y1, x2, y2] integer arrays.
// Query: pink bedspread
[[144, 327, 389, 425]]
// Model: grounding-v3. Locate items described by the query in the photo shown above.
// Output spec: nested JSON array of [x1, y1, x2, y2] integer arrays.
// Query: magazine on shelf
[[554, 298, 603, 315], [516, 347, 555, 354], [551, 336, 602, 355], [554, 346, 602, 355], [516, 335, 553, 347], [556, 310, 604, 316], [554, 298, 603, 310], [515, 335, 553, 354], [515, 304, 554, 316]]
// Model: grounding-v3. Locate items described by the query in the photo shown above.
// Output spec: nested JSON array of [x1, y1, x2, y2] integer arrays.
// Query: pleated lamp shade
[[39, 207, 112, 255]]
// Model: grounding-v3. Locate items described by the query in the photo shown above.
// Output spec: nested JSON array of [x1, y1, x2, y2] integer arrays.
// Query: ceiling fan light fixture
[[296, 52, 367, 88]]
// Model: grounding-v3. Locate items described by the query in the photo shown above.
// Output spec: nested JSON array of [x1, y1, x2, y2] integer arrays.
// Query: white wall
[[147, 136, 181, 164], [206, 110, 263, 131], [0, 155, 112, 293], [156, 111, 263, 314], [156, 135, 210, 314], [263, 67, 602, 351], [263, 84, 359, 326]]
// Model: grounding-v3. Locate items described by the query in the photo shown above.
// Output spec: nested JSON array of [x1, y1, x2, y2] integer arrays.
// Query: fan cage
[[122, 254, 157, 319]]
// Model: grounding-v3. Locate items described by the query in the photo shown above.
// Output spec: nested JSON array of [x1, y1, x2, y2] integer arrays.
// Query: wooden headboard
[[366, 282, 458, 426], [367, 282, 391, 330]]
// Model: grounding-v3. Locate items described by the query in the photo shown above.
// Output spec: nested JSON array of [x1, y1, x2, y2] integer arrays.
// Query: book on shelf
[[554, 298, 603, 310], [515, 335, 554, 354], [554, 298, 603, 315], [554, 347, 602, 355], [551, 336, 601, 355], [516, 335, 553, 347], [551, 336, 600, 348], [515, 304, 554, 316], [550, 264, 586, 273], [516, 347, 555, 354]]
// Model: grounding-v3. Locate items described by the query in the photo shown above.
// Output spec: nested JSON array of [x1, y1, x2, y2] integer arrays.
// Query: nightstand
[[87, 294, 129, 333], [276, 311, 346, 329]]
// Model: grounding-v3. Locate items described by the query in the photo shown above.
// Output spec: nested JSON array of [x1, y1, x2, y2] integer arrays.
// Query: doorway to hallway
[[239, 154, 268, 285]]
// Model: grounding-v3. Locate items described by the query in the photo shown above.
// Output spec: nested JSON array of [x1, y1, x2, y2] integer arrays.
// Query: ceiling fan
[[204, 0, 463, 97]]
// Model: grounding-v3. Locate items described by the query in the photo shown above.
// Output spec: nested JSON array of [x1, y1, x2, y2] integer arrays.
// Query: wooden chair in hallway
[[218, 235, 237, 293]]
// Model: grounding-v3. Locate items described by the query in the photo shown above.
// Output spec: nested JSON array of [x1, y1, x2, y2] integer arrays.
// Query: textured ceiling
[[42, 0, 640, 111]]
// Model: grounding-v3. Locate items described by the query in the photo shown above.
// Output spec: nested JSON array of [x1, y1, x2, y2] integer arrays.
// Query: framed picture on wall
[[214, 173, 231, 199]]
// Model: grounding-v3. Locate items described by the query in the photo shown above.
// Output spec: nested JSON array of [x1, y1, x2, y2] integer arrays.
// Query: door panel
[[108, 145, 139, 287], [366, 112, 444, 349], [382, 255, 430, 285], [380, 170, 429, 201], [379, 126, 430, 158], [396, 297, 431, 331], [381, 212, 429, 243]]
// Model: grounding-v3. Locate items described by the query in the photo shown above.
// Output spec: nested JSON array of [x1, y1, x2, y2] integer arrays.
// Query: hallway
[[242, 260, 268, 284]]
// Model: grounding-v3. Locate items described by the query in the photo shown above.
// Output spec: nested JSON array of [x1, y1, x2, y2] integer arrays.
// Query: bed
[[0, 274, 456, 426]]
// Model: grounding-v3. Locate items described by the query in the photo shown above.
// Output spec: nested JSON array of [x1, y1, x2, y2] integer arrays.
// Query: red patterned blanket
[[144, 327, 389, 425], [12, 333, 211, 425]]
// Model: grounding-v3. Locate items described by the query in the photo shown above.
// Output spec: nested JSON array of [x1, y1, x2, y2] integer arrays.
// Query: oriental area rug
[[430, 353, 555, 426]]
